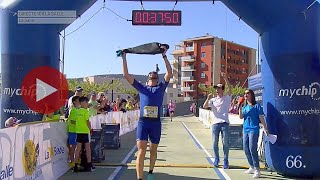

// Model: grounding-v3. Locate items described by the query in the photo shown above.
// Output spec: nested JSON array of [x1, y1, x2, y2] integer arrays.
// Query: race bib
[[143, 106, 158, 118]]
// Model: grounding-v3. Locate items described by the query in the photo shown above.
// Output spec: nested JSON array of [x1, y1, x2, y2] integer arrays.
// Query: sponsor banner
[[0, 127, 16, 180], [0, 122, 68, 180], [14, 122, 69, 180]]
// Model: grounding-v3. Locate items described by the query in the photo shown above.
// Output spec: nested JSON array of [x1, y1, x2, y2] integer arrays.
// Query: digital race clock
[[132, 10, 181, 26]]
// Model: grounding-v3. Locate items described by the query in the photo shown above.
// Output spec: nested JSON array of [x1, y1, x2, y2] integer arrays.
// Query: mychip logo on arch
[[278, 82, 320, 100]]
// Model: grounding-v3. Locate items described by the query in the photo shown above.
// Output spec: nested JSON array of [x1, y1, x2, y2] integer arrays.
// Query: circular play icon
[[21, 66, 69, 114]]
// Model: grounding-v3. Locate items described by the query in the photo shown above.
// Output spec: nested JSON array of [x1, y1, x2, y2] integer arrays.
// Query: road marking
[[181, 122, 231, 180], [107, 145, 137, 180]]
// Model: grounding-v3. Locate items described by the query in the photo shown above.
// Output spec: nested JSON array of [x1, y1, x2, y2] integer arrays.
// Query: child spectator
[[74, 96, 95, 172], [43, 111, 60, 121], [67, 96, 80, 168]]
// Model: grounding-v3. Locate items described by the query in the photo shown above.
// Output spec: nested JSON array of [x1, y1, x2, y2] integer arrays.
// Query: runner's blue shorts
[[68, 132, 77, 145], [136, 120, 161, 144]]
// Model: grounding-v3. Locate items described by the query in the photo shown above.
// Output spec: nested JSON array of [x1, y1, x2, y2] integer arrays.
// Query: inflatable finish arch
[[1, 0, 320, 178]]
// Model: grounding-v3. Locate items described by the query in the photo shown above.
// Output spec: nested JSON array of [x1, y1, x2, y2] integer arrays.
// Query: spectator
[[67, 96, 80, 168], [202, 72, 232, 169], [96, 92, 109, 114], [126, 100, 134, 111], [68, 86, 83, 110], [43, 111, 60, 121], [119, 101, 127, 113], [162, 105, 167, 117], [73, 96, 95, 172], [88, 93, 98, 117], [239, 89, 268, 178], [229, 98, 239, 114], [5, 117, 21, 128]]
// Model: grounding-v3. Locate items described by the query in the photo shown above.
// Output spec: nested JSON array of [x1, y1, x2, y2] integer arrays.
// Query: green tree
[[67, 78, 138, 98], [198, 83, 246, 97]]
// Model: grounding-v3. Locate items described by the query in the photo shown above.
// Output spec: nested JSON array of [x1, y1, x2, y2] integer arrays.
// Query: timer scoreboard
[[132, 10, 181, 26]]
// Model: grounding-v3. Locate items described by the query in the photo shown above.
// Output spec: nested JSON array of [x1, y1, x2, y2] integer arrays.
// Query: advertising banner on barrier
[[198, 108, 243, 128], [0, 110, 140, 180], [13, 122, 69, 180], [0, 127, 16, 180]]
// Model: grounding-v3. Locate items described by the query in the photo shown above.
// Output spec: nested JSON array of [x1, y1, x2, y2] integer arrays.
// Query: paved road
[[60, 115, 294, 180]]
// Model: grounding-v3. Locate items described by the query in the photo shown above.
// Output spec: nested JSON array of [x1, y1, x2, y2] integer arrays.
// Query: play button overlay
[[36, 79, 58, 102], [21, 66, 69, 114]]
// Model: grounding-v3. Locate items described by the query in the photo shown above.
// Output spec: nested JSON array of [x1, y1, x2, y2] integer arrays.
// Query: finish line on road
[[93, 162, 259, 169]]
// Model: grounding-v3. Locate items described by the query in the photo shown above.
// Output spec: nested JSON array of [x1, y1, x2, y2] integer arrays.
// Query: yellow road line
[[93, 163, 266, 169]]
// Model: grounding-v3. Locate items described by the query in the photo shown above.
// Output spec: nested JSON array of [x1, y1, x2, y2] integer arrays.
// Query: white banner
[[0, 127, 16, 180], [0, 110, 140, 180], [15, 122, 69, 180], [198, 108, 243, 128], [90, 110, 140, 136]]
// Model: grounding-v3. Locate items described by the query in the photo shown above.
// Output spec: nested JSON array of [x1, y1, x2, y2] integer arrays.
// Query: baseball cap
[[213, 83, 225, 89], [5, 117, 21, 127], [75, 86, 83, 92]]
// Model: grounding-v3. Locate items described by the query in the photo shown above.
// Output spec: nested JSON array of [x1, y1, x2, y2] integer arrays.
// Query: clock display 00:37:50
[[132, 10, 182, 25]]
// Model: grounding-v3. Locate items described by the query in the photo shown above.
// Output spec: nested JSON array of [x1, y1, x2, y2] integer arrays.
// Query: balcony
[[172, 49, 184, 55], [181, 66, 195, 71], [186, 46, 194, 52], [181, 76, 195, 82], [181, 87, 195, 92], [171, 59, 178, 65], [184, 97, 193, 101], [169, 78, 178, 84], [181, 56, 196, 62]]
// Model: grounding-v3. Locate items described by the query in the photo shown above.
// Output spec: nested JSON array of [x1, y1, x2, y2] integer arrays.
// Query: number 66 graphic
[[286, 155, 304, 169]]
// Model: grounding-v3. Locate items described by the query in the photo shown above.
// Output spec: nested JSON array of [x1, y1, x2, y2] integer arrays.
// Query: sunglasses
[[244, 92, 250, 95]]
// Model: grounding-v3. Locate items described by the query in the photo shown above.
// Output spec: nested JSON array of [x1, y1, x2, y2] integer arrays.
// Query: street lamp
[[111, 79, 114, 102]]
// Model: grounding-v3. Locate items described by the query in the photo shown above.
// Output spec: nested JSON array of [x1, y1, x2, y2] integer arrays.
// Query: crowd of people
[[64, 86, 141, 172], [66, 87, 140, 118]]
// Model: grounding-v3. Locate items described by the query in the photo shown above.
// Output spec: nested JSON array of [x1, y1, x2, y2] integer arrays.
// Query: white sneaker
[[252, 170, 261, 178], [244, 167, 255, 174]]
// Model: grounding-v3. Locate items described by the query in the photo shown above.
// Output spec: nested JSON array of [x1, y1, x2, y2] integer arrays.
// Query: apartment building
[[171, 34, 257, 101]]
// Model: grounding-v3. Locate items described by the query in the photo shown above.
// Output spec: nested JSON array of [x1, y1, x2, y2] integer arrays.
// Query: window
[[201, 63, 206, 68], [201, 73, 206, 78], [242, 68, 247, 74], [201, 52, 206, 58], [201, 42, 206, 47], [178, 56, 182, 61]]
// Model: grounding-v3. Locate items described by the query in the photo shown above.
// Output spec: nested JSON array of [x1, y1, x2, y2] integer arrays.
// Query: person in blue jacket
[[239, 89, 269, 178]]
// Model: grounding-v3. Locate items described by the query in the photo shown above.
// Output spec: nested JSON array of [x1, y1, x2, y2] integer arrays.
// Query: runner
[[121, 46, 171, 180], [202, 72, 232, 169], [168, 100, 176, 122]]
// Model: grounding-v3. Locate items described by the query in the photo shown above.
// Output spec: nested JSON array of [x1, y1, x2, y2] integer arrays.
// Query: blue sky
[[1, 1, 265, 78]]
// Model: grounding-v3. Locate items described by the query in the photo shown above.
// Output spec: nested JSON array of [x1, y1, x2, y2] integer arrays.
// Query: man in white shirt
[[68, 86, 83, 109], [203, 72, 232, 169]]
